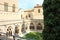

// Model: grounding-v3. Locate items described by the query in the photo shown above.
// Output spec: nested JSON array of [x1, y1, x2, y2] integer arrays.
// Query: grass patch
[[23, 32, 43, 40]]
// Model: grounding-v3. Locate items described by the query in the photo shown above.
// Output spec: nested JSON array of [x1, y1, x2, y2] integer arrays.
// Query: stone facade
[[21, 4, 44, 33], [0, 0, 44, 40], [0, 0, 21, 40]]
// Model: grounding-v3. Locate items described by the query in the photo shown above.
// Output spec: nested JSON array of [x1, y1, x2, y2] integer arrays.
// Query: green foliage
[[17, 39, 20, 40], [23, 32, 43, 40], [42, 0, 60, 40]]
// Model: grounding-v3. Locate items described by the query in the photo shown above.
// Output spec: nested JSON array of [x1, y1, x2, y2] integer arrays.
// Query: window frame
[[38, 9, 40, 13], [12, 4, 15, 12], [4, 2, 8, 12]]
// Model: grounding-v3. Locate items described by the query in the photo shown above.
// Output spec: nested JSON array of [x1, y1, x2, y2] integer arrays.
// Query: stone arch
[[30, 22, 35, 30], [6, 26, 12, 36], [37, 23, 42, 30]]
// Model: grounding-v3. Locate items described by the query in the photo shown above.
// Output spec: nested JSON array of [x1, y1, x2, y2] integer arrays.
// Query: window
[[28, 14, 32, 19], [26, 16, 28, 19], [6, 26, 12, 36], [12, 4, 15, 12], [4, 2, 8, 11], [38, 9, 40, 13]]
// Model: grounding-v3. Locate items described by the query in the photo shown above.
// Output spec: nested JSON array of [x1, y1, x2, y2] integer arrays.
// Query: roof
[[24, 9, 34, 12], [24, 4, 43, 12], [34, 4, 43, 8]]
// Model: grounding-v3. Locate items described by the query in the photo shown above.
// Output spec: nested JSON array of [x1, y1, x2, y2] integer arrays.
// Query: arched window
[[7, 26, 12, 36], [29, 14, 31, 18], [12, 4, 15, 12], [30, 23, 35, 30], [38, 9, 40, 13], [37, 23, 42, 30], [4, 2, 8, 11]]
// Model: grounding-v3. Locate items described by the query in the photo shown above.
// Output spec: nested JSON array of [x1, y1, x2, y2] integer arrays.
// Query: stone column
[[27, 23, 30, 32], [12, 24, 16, 35], [27, 21, 31, 32], [34, 24, 37, 31], [17, 23, 22, 36], [41, 22, 44, 30]]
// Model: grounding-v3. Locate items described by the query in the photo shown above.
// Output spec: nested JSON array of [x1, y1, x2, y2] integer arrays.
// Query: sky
[[18, 0, 44, 9]]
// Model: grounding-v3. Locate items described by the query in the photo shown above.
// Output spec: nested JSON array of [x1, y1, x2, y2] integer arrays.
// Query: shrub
[[24, 32, 43, 40]]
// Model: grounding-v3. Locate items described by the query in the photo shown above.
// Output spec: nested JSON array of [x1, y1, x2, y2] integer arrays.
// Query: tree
[[42, 0, 60, 40]]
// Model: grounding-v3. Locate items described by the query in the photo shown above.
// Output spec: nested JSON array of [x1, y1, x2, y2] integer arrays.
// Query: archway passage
[[37, 23, 42, 30], [30, 23, 35, 30], [6, 26, 12, 36]]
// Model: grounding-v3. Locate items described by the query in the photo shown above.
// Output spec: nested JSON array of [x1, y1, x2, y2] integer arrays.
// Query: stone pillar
[[17, 23, 22, 36], [34, 24, 37, 31], [27, 21, 31, 32], [27, 24, 30, 32], [12, 24, 16, 35], [41, 22, 44, 30]]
